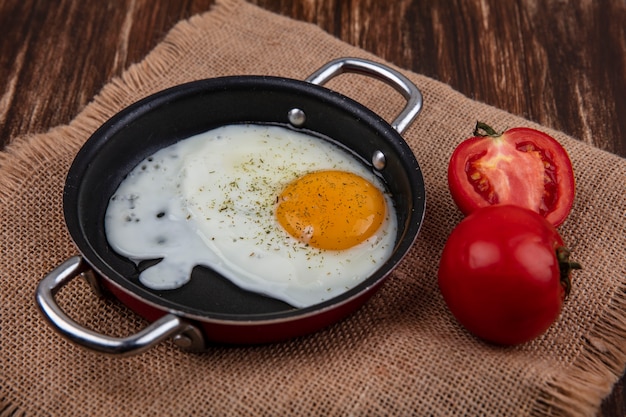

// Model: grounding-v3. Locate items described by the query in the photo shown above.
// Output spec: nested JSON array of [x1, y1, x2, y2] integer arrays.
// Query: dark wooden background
[[1, 0, 624, 415]]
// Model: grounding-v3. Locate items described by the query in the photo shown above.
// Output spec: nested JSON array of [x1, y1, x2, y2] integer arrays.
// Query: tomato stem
[[474, 122, 501, 138], [556, 246, 581, 299]]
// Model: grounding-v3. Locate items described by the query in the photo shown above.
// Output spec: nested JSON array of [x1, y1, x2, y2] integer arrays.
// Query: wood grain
[[0, 0, 624, 415], [249, 0, 626, 157]]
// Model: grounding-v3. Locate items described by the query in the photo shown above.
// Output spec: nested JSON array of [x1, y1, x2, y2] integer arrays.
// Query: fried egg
[[104, 124, 397, 308]]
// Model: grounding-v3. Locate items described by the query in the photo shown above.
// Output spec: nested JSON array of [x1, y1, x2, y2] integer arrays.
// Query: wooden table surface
[[1, 0, 624, 415]]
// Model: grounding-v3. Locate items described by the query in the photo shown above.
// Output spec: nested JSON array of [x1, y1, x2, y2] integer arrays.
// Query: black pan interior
[[64, 76, 425, 321]]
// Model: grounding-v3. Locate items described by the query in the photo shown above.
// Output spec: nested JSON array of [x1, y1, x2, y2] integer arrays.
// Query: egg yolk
[[275, 170, 387, 250]]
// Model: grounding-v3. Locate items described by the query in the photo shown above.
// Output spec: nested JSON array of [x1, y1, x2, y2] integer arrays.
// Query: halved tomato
[[448, 122, 575, 226]]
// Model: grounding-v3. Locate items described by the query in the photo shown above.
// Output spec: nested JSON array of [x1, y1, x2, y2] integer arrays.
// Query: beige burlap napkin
[[2, 1, 625, 416]]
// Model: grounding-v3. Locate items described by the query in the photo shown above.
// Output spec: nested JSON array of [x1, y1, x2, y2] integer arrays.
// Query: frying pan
[[36, 58, 426, 356]]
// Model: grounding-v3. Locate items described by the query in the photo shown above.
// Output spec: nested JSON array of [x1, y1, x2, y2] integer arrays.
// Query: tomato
[[448, 122, 575, 227], [437, 205, 580, 345]]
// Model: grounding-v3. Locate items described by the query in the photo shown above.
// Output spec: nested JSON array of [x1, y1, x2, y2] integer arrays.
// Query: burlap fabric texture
[[2, 1, 625, 416]]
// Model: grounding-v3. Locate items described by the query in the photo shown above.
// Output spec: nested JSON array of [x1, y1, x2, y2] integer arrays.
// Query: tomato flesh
[[437, 205, 575, 345], [449, 125, 575, 226]]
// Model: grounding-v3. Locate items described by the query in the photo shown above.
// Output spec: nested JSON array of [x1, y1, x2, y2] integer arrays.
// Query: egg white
[[104, 124, 397, 308]]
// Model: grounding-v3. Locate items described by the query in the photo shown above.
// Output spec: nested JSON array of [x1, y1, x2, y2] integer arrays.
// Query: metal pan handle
[[306, 57, 423, 134], [35, 256, 205, 356]]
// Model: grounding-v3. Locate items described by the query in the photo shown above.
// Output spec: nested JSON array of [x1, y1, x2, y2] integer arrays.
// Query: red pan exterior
[[103, 277, 384, 344]]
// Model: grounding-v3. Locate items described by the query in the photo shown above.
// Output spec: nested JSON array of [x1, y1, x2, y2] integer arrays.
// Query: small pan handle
[[35, 256, 205, 356], [306, 57, 423, 134]]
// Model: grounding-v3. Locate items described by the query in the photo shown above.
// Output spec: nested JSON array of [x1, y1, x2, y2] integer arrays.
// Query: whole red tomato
[[438, 205, 580, 345], [448, 122, 575, 227]]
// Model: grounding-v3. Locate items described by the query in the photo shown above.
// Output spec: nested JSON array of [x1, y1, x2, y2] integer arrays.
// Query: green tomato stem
[[556, 246, 581, 300], [473, 121, 501, 138]]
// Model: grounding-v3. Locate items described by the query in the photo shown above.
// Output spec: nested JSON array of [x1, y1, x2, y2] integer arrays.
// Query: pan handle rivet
[[372, 150, 386, 170], [287, 108, 306, 127], [173, 334, 193, 348]]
